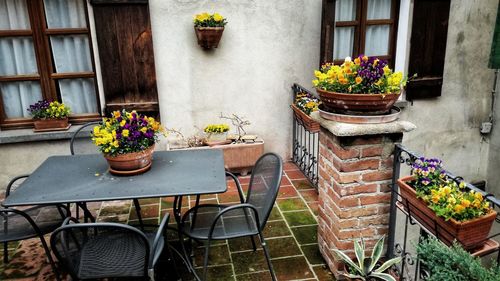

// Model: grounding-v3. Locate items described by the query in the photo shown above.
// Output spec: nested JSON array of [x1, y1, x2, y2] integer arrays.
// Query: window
[[320, 0, 399, 66], [0, 0, 100, 129]]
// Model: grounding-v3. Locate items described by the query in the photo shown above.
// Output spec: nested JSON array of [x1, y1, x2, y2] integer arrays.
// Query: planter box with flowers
[[193, 12, 227, 49], [397, 157, 496, 250], [291, 92, 321, 132], [28, 100, 71, 132], [204, 123, 230, 145], [91, 110, 165, 176], [313, 55, 409, 115]]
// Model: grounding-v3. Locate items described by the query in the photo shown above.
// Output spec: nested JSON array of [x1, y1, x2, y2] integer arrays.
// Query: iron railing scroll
[[291, 83, 319, 188]]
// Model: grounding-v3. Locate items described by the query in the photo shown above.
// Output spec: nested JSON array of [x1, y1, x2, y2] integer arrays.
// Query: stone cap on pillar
[[310, 111, 416, 137]]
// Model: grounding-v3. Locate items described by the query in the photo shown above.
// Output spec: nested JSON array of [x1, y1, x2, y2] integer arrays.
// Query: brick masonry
[[317, 126, 402, 277]]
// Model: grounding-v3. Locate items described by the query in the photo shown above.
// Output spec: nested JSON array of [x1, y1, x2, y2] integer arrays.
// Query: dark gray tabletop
[[2, 149, 227, 207]]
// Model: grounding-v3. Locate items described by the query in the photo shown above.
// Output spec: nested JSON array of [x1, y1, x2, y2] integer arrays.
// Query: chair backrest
[[246, 153, 283, 230], [70, 121, 101, 155], [50, 221, 150, 280]]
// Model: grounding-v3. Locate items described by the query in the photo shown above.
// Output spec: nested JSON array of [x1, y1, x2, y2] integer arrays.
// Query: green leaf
[[369, 236, 385, 272], [332, 249, 362, 274], [374, 257, 402, 273], [354, 239, 365, 273], [344, 273, 366, 280], [370, 272, 397, 281]]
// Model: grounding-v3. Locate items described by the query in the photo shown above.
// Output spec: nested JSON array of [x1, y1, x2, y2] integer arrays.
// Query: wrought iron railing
[[387, 144, 500, 280], [291, 83, 319, 188]]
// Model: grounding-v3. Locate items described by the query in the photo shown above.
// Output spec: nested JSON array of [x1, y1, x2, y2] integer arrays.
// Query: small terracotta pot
[[316, 88, 400, 115], [33, 117, 69, 130], [194, 26, 224, 49], [104, 144, 155, 173]]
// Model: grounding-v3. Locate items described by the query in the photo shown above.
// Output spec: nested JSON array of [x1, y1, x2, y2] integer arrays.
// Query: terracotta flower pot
[[104, 144, 155, 175], [316, 88, 400, 115], [194, 26, 224, 49], [397, 176, 497, 250], [291, 104, 320, 132], [33, 117, 69, 132]]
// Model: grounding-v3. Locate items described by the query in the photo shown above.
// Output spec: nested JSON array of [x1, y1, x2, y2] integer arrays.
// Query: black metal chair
[[179, 153, 283, 281], [50, 213, 173, 280], [1, 175, 69, 280]]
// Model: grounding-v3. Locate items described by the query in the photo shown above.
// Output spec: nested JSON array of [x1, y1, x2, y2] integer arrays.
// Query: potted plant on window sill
[[28, 100, 71, 132], [313, 55, 410, 116], [333, 236, 401, 281], [204, 123, 230, 145], [193, 12, 227, 49], [92, 110, 165, 176], [397, 157, 497, 250], [291, 91, 321, 132]]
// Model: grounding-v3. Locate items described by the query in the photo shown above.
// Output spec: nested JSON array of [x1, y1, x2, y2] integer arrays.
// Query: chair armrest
[[6, 174, 30, 197], [226, 171, 245, 203], [208, 203, 261, 239]]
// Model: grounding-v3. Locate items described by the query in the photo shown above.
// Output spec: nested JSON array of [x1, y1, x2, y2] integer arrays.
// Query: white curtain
[[364, 0, 391, 56], [0, 0, 41, 118], [44, 0, 86, 28], [59, 79, 97, 114], [334, 0, 356, 60]]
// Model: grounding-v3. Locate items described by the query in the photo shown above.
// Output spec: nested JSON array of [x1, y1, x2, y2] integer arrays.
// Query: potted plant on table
[[193, 12, 227, 49], [92, 110, 165, 175], [28, 100, 71, 132], [312, 56, 409, 115], [333, 236, 401, 281], [291, 91, 321, 132], [397, 157, 496, 250]]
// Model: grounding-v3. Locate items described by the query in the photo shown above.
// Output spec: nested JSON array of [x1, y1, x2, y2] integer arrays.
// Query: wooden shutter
[[90, 0, 159, 116], [406, 0, 450, 100], [489, 2, 500, 69]]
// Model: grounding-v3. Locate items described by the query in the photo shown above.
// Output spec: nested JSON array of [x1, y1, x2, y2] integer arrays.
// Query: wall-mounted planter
[[195, 27, 224, 49]]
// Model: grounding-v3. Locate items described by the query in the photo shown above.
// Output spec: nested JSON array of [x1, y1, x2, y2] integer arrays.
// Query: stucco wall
[[487, 74, 500, 196], [149, 0, 322, 157], [400, 0, 497, 184]]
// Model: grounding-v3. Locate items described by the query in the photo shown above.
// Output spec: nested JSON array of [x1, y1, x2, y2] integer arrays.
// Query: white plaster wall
[[149, 0, 322, 158], [400, 0, 498, 183]]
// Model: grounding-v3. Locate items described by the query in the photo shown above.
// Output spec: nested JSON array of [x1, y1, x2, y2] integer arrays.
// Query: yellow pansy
[[122, 129, 129, 137], [355, 77, 362, 84], [213, 13, 224, 22], [140, 127, 148, 133], [113, 111, 121, 118]]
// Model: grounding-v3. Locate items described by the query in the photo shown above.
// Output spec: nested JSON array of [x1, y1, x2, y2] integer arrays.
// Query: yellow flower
[[355, 77, 362, 84], [122, 129, 129, 137], [312, 79, 319, 87], [362, 55, 368, 62], [113, 111, 121, 118], [112, 140, 119, 148], [196, 12, 210, 22], [373, 59, 379, 67], [120, 120, 126, 127], [354, 57, 361, 65], [461, 199, 471, 208], [442, 186, 451, 195], [474, 192, 483, 201], [431, 194, 440, 203], [140, 127, 148, 133], [447, 197, 456, 205], [213, 13, 224, 22], [383, 65, 391, 75], [454, 204, 465, 213]]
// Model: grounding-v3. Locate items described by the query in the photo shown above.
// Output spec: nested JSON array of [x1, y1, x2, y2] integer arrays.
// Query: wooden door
[[90, 0, 159, 116], [406, 0, 451, 100]]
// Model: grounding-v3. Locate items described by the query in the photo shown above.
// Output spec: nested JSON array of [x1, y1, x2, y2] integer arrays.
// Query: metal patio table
[[2, 149, 227, 225]]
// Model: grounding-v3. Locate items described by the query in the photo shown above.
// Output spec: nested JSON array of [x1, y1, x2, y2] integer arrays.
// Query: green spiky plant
[[332, 236, 402, 281]]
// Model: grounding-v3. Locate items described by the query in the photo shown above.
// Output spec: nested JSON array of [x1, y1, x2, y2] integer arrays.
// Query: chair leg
[[250, 236, 257, 251], [202, 239, 212, 281], [3, 242, 8, 263], [38, 235, 61, 281], [258, 232, 277, 281]]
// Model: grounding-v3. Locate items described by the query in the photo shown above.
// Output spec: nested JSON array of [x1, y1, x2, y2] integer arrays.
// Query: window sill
[[0, 125, 87, 145]]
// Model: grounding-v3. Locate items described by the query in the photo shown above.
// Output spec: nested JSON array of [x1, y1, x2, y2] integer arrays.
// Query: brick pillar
[[310, 112, 415, 278]]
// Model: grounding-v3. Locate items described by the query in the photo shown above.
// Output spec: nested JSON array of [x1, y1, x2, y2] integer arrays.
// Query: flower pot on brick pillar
[[310, 111, 415, 278]]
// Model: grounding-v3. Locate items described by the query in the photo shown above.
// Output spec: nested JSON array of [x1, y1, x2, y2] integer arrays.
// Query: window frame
[[0, 0, 101, 129], [320, 0, 400, 67]]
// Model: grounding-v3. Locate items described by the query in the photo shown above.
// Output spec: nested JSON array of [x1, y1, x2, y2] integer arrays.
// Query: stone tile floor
[[0, 162, 336, 281]]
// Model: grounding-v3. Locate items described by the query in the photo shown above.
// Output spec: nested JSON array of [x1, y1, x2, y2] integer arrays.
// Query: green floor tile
[[313, 264, 336, 281], [99, 204, 130, 217], [236, 271, 273, 281], [283, 210, 316, 226], [301, 244, 325, 265], [263, 220, 292, 238], [291, 225, 318, 245], [194, 264, 234, 281], [271, 256, 314, 280], [268, 207, 283, 221], [292, 179, 316, 190], [194, 244, 231, 266], [267, 237, 301, 258], [228, 236, 258, 252], [277, 198, 308, 212], [129, 204, 159, 220], [232, 249, 268, 274]]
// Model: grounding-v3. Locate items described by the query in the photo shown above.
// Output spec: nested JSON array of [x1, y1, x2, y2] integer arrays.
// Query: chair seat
[[77, 231, 162, 279], [0, 205, 68, 242], [182, 205, 259, 240]]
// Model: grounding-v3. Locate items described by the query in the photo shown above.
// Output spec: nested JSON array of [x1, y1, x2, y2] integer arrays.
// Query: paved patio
[[0, 162, 336, 281]]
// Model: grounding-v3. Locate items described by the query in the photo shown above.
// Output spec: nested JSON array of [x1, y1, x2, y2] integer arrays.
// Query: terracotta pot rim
[[33, 117, 69, 120], [397, 176, 497, 226], [104, 144, 155, 160], [316, 88, 401, 97], [194, 26, 225, 30]]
